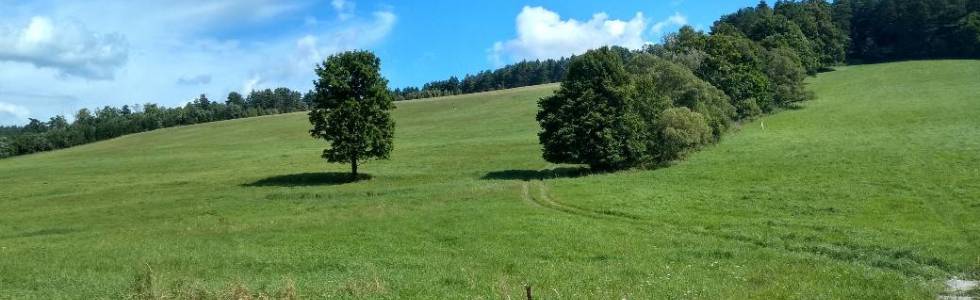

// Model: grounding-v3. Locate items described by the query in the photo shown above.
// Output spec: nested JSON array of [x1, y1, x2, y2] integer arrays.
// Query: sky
[[0, 0, 760, 126]]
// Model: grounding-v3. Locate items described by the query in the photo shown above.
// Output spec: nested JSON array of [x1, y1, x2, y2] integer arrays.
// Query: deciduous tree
[[309, 50, 395, 177], [537, 47, 647, 171]]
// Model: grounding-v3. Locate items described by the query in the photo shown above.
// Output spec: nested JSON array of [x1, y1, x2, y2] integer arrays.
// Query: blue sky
[[0, 0, 759, 125]]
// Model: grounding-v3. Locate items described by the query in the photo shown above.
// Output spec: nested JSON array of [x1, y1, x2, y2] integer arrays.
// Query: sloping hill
[[1, 61, 978, 298]]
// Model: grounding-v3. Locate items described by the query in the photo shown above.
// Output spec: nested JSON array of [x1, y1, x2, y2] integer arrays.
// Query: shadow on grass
[[481, 167, 591, 181], [243, 172, 371, 187]]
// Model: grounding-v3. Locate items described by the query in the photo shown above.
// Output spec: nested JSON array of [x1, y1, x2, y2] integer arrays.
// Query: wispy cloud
[[331, 0, 356, 21], [177, 74, 212, 85], [652, 12, 688, 35]]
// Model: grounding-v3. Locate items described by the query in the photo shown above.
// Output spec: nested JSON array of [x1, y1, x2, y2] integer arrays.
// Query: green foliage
[[648, 26, 710, 71], [244, 88, 307, 113], [765, 47, 812, 106], [840, 0, 979, 61], [655, 107, 713, 161], [11, 133, 53, 154], [957, 12, 980, 57], [699, 33, 773, 118], [0, 137, 13, 158], [392, 58, 571, 101], [538, 50, 740, 170], [0, 86, 310, 159], [832, 0, 854, 33], [537, 47, 646, 171], [774, 0, 848, 67], [309, 50, 395, 176], [226, 91, 245, 107], [628, 53, 735, 139], [716, 2, 822, 74]]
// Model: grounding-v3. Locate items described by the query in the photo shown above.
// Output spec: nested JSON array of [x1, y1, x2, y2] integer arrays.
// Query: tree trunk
[[351, 157, 358, 178]]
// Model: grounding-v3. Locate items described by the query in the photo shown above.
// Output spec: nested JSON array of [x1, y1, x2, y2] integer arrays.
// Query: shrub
[[656, 107, 713, 162], [628, 53, 735, 139], [0, 137, 12, 158], [765, 47, 812, 106]]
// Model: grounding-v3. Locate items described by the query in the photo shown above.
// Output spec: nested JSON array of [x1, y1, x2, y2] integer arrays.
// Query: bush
[[0, 137, 12, 158], [12, 134, 53, 155], [765, 47, 811, 106], [628, 53, 735, 139], [656, 107, 713, 162]]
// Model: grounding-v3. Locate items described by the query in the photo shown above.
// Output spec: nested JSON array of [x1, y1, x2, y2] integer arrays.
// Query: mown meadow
[[0, 60, 978, 298]]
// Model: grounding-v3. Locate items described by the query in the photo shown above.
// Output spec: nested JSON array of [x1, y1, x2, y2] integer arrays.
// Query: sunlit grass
[[1, 61, 978, 298]]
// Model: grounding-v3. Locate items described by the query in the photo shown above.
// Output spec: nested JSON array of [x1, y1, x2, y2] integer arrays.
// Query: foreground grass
[[1, 61, 978, 298]]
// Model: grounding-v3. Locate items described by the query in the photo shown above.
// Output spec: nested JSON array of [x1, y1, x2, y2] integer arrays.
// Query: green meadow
[[1, 60, 979, 298]]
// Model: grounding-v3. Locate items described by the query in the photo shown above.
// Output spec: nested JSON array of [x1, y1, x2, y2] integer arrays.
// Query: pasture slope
[[0, 60, 978, 299]]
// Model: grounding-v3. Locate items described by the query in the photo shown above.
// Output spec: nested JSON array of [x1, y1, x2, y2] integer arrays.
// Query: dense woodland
[[840, 0, 980, 61], [1, 0, 978, 159]]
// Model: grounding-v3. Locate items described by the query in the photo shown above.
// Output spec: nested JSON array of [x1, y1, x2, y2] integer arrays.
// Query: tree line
[[390, 58, 571, 101], [540, 0, 907, 170], [837, 0, 980, 62], [0, 88, 311, 158]]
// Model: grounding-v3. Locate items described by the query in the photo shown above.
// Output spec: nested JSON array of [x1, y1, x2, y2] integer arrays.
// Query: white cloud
[[0, 16, 128, 80], [0, 102, 31, 124], [0, 1, 397, 125], [652, 12, 688, 35], [490, 6, 648, 65]]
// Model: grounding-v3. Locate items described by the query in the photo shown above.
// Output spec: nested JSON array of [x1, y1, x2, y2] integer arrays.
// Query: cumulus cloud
[[0, 16, 128, 80], [652, 12, 688, 35], [490, 6, 648, 65]]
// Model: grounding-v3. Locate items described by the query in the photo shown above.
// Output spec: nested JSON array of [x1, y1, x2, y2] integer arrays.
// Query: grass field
[[1, 60, 979, 299]]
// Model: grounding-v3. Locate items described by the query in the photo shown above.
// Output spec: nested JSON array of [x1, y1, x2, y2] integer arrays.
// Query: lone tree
[[309, 50, 395, 178]]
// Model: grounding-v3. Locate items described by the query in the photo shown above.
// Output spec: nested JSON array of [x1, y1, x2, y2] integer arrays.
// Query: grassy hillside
[[1, 61, 978, 298]]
